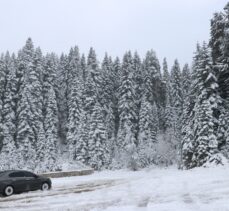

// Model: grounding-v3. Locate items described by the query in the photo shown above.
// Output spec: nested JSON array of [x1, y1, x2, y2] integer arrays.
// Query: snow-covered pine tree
[[76, 48, 102, 167], [193, 99, 222, 167], [142, 50, 161, 104], [162, 58, 169, 82], [80, 54, 87, 82], [0, 134, 19, 170], [209, 4, 229, 159], [100, 54, 116, 161], [67, 47, 81, 104], [209, 9, 228, 126], [32, 48, 47, 170], [0, 54, 6, 151], [178, 59, 191, 164], [171, 59, 183, 118], [76, 71, 96, 165], [117, 51, 138, 170], [84, 47, 100, 114], [170, 59, 185, 166], [182, 43, 223, 169], [217, 107, 229, 158], [182, 63, 191, 99], [17, 87, 36, 170], [133, 52, 143, 109], [180, 95, 192, 168], [65, 53, 88, 165], [73, 78, 94, 165], [210, 12, 225, 66], [73, 110, 89, 164], [100, 53, 112, 106], [56, 47, 80, 147], [87, 102, 110, 170], [112, 57, 121, 140], [44, 88, 59, 171], [0, 52, 23, 170], [33, 49, 46, 140], [133, 52, 143, 146], [35, 124, 46, 172], [162, 58, 173, 131], [170, 59, 183, 148], [107, 57, 122, 164], [160, 58, 177, 165], [14, 49, 27, 145], [16, 38, 39, 169], [142, 50, 164, 131], [209, 4, 229, 158], [56, 53, 68, 144], [138, 94, 159, 167], [162, 58, 170, 103], [218, 4, 229, 101], [17, 45, 45, 170], [66, 47, 84, 161], [181, 45, 202, 169], [43, 54, 59, 171]]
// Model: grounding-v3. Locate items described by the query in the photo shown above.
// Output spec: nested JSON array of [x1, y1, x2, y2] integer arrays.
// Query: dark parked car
[[0, 170, 52, 196]]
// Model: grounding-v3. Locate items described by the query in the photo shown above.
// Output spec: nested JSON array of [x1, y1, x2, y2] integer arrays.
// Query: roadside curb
[[39, 169, 94, 178]]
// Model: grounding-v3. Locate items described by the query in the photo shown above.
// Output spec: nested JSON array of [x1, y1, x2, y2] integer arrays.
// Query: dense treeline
[[1, 3, 229, 172], [0, 40, 183, 172]]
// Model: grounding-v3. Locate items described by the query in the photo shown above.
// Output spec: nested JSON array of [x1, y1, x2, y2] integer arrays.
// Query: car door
[[23, 171, 41, 191], [9, 171, 28, 192]]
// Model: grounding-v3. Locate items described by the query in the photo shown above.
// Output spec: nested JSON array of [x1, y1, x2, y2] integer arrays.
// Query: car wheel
[[41, 182, 50, 191], [4, 186, 14, 196]]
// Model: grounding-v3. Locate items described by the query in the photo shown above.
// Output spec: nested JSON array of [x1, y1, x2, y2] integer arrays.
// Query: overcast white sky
[[0, 0, 228, 67]]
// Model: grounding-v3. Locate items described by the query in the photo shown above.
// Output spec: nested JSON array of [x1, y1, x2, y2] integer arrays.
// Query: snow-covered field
[[1, 166, 229, 211]]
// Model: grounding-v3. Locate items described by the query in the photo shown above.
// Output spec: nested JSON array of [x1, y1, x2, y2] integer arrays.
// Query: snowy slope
[[1, 166, 229, 211]]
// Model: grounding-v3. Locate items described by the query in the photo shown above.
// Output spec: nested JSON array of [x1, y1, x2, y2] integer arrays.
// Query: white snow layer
[[1, 166, 229, 211]]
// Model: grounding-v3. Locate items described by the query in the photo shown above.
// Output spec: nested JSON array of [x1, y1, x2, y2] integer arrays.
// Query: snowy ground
[[1, 166, 229, 211]]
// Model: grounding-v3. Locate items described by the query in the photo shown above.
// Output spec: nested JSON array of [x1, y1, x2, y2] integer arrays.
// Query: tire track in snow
[[181, 181, 200, 210], [0, 179, 125, 210]]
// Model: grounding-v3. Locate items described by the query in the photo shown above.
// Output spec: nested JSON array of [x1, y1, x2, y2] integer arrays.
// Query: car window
[[9, 172, 25, 177], [24, 171, 37, 178]]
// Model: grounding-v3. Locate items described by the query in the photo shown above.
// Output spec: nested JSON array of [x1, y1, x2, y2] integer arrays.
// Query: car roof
[[0, 170, 33, 175]]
